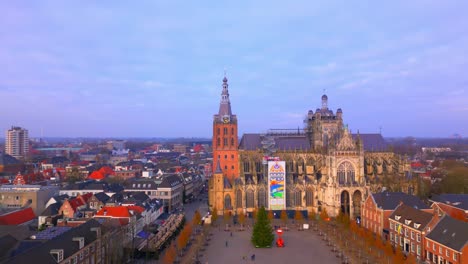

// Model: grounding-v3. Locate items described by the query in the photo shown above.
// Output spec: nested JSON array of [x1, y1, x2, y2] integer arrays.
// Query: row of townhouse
[[362, 192, 468, 263], [123, 172, 205, 212], [4, 218, 121, 264], [388, 203, 468, 264]]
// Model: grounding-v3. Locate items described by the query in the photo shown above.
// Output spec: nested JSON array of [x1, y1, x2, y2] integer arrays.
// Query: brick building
[[361, 192, 430, 239], [389, 203, 436, 259], [424, 215, 468, 264], [212, 75, 239, 182], [430, 194, 468, 222]]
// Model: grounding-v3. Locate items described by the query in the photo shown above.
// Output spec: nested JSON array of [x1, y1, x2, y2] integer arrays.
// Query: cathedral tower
[[212, 75, 239, 181]]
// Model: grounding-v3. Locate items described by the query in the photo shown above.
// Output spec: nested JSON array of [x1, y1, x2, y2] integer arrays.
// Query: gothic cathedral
[[209, 76, 410, 219]]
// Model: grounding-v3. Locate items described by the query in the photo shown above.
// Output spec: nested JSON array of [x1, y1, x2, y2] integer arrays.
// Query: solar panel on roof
[[34, 226, 72, 240]]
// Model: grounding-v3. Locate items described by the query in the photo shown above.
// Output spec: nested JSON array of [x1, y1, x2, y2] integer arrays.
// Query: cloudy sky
[[1, 1, 467, 138]]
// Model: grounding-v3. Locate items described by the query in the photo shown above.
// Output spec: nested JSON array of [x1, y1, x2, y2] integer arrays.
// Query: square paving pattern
[[201, 227, 339, 264]]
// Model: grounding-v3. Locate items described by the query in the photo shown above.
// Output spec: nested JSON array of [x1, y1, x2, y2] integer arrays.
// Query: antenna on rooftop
[[379, 126, 382, 134]]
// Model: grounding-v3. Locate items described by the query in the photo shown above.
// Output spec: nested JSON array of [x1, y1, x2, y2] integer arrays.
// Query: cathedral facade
[[209, 77, 409, 219]]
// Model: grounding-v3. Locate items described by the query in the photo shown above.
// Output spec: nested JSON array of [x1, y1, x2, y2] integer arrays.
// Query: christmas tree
[[251, 206, 274, 248]]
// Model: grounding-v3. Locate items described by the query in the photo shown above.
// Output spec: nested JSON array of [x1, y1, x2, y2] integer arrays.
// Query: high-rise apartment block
[[5, 126, 29, 159]]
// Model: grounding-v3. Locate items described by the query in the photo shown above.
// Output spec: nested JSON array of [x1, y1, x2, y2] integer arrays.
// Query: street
[[181, 190, 209, 221]]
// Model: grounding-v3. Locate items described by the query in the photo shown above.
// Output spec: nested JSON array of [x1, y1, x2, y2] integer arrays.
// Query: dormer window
[[405, 219, 412, 225], [414, 223, 421, 229], [395, 215, 401, 220], [50, 249, 64, 262]]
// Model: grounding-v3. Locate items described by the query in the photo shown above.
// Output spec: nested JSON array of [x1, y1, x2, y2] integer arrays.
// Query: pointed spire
[[218, 74, 232, 117], [215, 159, 223, 174]]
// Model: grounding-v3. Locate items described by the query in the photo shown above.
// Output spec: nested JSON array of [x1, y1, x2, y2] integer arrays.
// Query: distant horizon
[[0, 135, 466, 141]]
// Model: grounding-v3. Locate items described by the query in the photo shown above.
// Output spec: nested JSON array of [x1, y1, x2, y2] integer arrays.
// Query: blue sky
[[1, 1, 467, 138]]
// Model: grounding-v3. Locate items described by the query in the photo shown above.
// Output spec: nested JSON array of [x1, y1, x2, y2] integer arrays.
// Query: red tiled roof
[[436, 203, 468, 222], [88, 171, 105, 180], [95, 206, 131, 218], [411, 162, 423, 168], [0, 207, 36, 225], [80, 193, 93, 203], [69, 198, 85, 211], [99, 166, 115, 176], [70, 161, 90, 166], [126, 205, 145, 214]]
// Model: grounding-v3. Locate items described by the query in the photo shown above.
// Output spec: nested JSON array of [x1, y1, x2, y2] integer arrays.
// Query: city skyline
[[1, 1, 468, 138]]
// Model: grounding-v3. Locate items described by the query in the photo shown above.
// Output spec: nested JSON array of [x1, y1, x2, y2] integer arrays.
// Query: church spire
[[218, 74, 232, 117]]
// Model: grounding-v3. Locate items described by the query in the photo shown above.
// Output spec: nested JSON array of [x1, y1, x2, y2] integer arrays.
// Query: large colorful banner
[[268, 161, 286, 210]]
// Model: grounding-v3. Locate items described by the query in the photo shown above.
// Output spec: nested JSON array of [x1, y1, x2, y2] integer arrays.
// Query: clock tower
[[212, 75, 239, 181]]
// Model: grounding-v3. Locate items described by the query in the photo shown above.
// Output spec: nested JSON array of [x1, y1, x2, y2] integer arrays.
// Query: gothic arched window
[[225, 194, 232, 209], [286, 188, 294, 207], [287, 161, 295, 172], [306, 188, 314, 206], [294, 190, 302, 207], [243, 161, 250, 173], [255, 161, 262, 173], [337, 161, 355, 185], [246, 189, 254, 208], [258, 188, 267, 208], [236, 189, 242, 208]]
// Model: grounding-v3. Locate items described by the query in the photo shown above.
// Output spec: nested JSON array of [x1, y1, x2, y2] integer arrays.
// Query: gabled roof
[[0, 234, 18, 261], [238, 133, 262, 150], [0, 154, 21, 166], [98, 166, 115, 176], [88, 171, 105, 180], [389, 203, 433, 231], [40, 203, 62, 217], [79, 193, 93, 203], [275, 137, 310, 151], [52, 194, 69, 203], [0, 208, 36, 225], [239, 132, 388, 152], [158, 174, 183, 188], [426, 215, 468, 252], [430, 194, 468, 210], [121, 191, 150, 205], [67, 198, 85, 211], [372, 192, 429, 210], [93, 192, 110, 203], [351, 133, 387, 151]]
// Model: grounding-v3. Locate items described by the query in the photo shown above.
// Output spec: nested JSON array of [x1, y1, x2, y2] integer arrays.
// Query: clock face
[[223, 116, 230, 123]]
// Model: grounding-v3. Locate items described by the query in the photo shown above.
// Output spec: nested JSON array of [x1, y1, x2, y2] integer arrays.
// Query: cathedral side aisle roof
[[239, 133, 387, 152]]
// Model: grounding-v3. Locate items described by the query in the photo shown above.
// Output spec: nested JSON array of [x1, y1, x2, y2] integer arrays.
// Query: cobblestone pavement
[[201, 225, 340, 264]]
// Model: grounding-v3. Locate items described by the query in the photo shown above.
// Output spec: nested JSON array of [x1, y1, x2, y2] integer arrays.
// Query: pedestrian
[[225, 240, 228, 247], [230, 232, 233, 237], [252, 254, 256, 261]]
